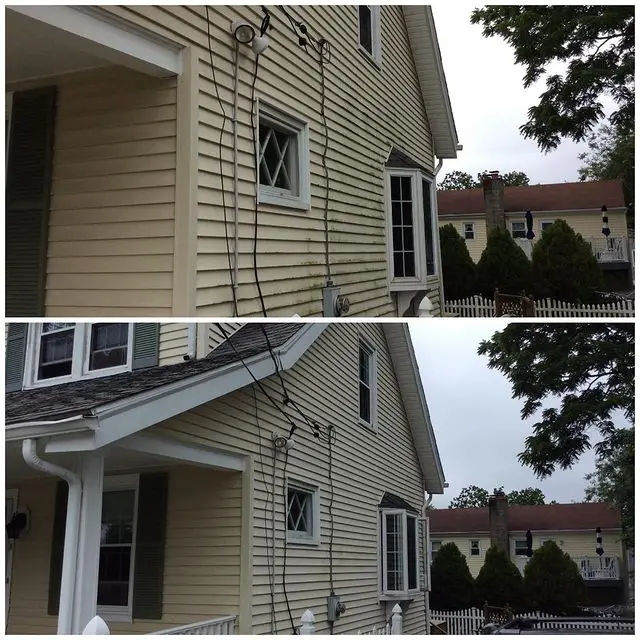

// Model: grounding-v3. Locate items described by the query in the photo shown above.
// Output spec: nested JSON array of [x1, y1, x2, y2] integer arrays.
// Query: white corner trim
[[119, 433, 246, 472], [8, 5, 182, 77]]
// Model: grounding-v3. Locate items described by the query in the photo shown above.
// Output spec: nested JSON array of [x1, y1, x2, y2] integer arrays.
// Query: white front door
[[5, 489, 18, 629]]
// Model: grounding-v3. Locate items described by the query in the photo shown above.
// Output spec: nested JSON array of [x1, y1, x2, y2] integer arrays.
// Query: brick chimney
[[488, 490, 509, 555], [483, 171, 505, 231]]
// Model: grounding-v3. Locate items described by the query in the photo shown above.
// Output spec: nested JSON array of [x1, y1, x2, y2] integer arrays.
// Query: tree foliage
[[578, 124, 634, 228], [531, 219, 604, 303], [449, 485, 548, 508], [478, 324, 634, 542], [476, 227, 532, 297], [438, 170, 531, 191], [523, 541, 587, 614], [430, 542, 477, 611], [439, 224, 477, 299], [475, 545, 525, 610], [585, 427, 634, 546], [471, 6, 635, 152]]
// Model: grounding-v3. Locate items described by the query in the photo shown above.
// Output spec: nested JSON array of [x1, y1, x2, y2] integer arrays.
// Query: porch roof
[[6, 323, 302, 425]]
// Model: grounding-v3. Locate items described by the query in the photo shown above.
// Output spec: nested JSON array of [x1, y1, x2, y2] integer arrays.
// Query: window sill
[[25, 365, 132, 390], [378, 592, 419, 602], [286, 535, 321, 547], [258, 189, 310, 212], [389, 279, 428, 293], [359, 418, 377, 433], [358, 45, 382, 70], [97, 608, 132, 624]]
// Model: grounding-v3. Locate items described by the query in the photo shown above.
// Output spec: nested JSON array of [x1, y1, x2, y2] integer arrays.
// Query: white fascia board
[[39, 323, 327, 452], [119, 433, 246, 472], [5, 415, 97, 442], [9, 5, 182, 77]]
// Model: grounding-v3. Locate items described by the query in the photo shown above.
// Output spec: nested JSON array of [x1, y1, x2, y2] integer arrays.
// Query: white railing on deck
[[152, 615, 237, 635], [444, 295, 634, 318], [578, 556, 621, 580], [515, 236, 630, 263]]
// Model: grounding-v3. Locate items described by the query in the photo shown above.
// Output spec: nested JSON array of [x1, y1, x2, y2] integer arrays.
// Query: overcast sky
[[408, 321, 598, 509], [431, 4, 615, 185]]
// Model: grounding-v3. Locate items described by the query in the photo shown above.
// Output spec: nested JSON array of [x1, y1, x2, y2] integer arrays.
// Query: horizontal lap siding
[[207, 322, 243, 352], [431, 535, 492, 577], [505, 211, 629, 240], [438, 219, 487, 263], [103, 5, 435, 317], [520, 532, 622, 560], [152, 323, 428, 633], [159, 323, 190, 365], [46, 66, 177, 316], [6, 467, 242, 635]]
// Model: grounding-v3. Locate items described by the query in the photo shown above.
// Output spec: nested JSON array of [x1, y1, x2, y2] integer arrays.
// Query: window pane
[[393, 252, 404, 278], [89, 323, 129, 371], [38, 326, 75, 380], [423, 179, 435, 275], [360, 382, 371, 423], [515, 540, 528, 555], [385, 513, 403, 591], [401, 201, 413, 226], [403, 227, 414, 251], [259, 122, 296, 193], [390, 176, 400, 201], [359, 5, 372, 53], [407, 516, 417, 590], [101, 490, 135, 545], [400, 177, 412, 200], [404, 251, 415, 277], [287, 488, 312, 534], [359, 345, 370, 384], [390, 175, 415, 279], [98, 546, 131, 606]]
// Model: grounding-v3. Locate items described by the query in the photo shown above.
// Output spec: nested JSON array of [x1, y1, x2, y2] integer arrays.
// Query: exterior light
[[231, 19, 255, 44]]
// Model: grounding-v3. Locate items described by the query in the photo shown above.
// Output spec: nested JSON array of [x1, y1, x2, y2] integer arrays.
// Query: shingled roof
[[429, 502, 621, 534], [437, 180, 626, 216], [6, 323, 302, 425]]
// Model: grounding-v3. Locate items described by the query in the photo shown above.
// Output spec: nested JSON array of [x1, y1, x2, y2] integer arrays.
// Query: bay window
[[386, 169, 438, 290], [380, 508, 420, 597]]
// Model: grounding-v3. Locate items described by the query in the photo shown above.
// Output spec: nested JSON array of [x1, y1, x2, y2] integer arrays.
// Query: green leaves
[[439, 224, 477, 300], [471, 5, 634, 151], [430, 542, 477, 611], [476, 545, 525, 611], [449, 485, 547, 508]]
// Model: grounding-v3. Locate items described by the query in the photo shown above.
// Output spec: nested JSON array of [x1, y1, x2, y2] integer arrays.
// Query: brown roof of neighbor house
[[437, 180, 626, 216], [429, 502, 621, 534]]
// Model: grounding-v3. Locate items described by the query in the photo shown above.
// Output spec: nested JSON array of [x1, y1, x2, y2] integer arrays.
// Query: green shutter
[[133, 472, 169, 620], [48, 480, 68, 616], [6, 323, 28, 391], [6, 87, 57, 317], [132, 324, 159, 370]]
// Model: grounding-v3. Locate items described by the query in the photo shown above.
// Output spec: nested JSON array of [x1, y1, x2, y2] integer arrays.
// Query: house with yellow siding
[[5, 321, 445, 635], [429, 496, 630, 607], [437, 177, 632, 291], [5, 5, 459, 318]]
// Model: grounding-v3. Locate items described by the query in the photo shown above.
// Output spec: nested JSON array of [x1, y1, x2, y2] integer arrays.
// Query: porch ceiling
[[6, 9, 111, 85], [5, 440, 178, 485]]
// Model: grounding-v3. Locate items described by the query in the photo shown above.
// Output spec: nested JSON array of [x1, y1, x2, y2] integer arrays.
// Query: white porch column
[[72, 453, 104, 634]]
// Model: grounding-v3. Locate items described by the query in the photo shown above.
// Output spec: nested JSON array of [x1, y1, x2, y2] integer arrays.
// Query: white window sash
[[380, 508, 420, 597], [357, 5, 382, 64], [97, 473, 139, 622], [82, 323, 133, 376], [286, 479, 320, 545], [358, 337, 377, 428]]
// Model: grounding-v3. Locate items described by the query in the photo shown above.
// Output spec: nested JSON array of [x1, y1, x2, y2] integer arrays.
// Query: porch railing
[[151, 615, 238, 635], [515, 236, 630, 263], [515, 556, 620, 581]]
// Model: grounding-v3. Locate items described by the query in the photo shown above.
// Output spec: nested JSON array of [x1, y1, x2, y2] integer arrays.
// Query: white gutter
[[6, 415, 97, 442], [434, 157, 446, 316], [22, 439, 81, 635]]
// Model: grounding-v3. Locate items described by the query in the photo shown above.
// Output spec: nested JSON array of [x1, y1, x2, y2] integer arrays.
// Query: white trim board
[[8, 5, 182, 77]]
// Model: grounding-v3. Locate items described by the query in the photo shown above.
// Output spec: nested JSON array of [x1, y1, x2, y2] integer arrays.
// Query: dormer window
[[26, 323, 133, 387]]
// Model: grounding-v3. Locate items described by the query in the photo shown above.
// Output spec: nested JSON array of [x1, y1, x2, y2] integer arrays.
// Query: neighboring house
[[5, 321, 446, 634], [429, 495, 630, 607], [437, 176, 632, 290], [5, 5, 459, 318]]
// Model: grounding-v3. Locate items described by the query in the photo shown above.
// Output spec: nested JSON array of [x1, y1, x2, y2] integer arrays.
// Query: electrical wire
[[253, 386, 277, 633], [281, 450, 298, 634], [205, 5, 239, 317], [327, 425, 335, 595], [318, 49, 331, 282]]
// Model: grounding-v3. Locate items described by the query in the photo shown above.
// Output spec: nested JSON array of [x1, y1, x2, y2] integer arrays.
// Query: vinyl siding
[[44, 66, 177, 316], [159, 323, 191, 365], [6, 466, 242, 635], [101, 5, 438, 317], [438, 218, 487, 263], [431, 535, 491, 578], [207, 323, 243, 352], [151, 323, 429, 633]]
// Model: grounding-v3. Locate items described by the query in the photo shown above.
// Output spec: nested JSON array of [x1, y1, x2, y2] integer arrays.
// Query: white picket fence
[[430, 608, 635, 634], [444, 295, 634, 318], [299, 604, 403, 635]]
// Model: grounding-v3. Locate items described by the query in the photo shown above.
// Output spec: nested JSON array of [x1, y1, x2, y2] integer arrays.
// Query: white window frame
[[385, 168, 439, 292], [470, 539, 480, 556], [285, 479, 320, 545], [463, 222, 475, 240], [511, 221, 526, 239], [256, 100, 310, 211], [23, 323, 134, 389], [539, 537, 555, 547], [514, 538, 529, 557], [379, 508, 420, 599], [97, 474, 139, 624], [430, 539, 442, 557], [357, 5, 382, 65], [358, 336, 377, 430], [540, 220, 554, 233]]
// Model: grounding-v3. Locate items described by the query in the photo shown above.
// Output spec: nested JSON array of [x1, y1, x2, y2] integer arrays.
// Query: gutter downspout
[[422, 492, 434, 634], [433, 157, 445, 317], [232, 41, 240, 312], [22, 439, 81, 635]]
